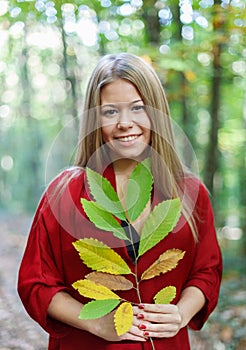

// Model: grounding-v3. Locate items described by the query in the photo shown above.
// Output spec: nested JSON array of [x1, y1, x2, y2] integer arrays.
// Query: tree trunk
[[203, 3, 225, 196], [168, 2, 194, 168], [60, 20, 79, 130], [142, 0, 160, 44], [240, 93, 246, 254], [19, 27, 42, 211]]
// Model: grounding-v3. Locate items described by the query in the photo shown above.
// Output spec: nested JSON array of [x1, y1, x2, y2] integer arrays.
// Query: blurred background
[[0, 0, 245, 349]]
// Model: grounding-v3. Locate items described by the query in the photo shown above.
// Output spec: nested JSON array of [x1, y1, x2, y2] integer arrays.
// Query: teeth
[[118, 135, 138, 142]]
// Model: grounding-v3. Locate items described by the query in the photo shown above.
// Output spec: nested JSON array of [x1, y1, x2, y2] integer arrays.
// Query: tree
[[203, 2, 225, 197]]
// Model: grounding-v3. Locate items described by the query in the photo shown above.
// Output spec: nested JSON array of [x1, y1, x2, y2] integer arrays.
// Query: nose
[[117, 109, 133, 129]]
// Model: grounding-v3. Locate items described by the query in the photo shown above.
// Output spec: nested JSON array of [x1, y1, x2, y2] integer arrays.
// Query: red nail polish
[[138, 304, 145, 309], [144, 331, 149, 337], [139, 324, 147, 330], [137, 313, 144, 319]]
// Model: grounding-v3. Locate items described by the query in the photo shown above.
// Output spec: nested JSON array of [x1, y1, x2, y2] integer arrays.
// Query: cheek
[[101, 125, 112, 143], [143, 117, 151, 143], [147, 129, 151, 144]]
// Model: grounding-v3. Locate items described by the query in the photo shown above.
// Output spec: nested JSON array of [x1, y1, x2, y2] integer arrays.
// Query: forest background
[[0, 0, 245, 349]]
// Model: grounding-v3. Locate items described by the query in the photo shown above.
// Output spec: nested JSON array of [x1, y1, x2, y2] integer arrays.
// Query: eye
[[131, 104, 146, 112], [101, 108, 119, 117]]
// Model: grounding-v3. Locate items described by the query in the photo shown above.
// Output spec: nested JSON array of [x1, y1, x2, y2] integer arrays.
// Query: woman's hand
[[48, 292, 147, 342], [135, 287, 206, 339], [86, 307, 148, 342], [135, 303, 183, 338]]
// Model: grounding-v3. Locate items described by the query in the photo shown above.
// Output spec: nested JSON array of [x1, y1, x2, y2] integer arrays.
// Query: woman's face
[[100, 79, 151, 161]]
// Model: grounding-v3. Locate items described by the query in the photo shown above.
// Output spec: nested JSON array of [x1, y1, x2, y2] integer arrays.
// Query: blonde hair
[[74, 53, 199, 240]]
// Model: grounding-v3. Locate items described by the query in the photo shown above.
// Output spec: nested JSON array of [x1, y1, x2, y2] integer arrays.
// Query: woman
[[18, 53, 222, 349]]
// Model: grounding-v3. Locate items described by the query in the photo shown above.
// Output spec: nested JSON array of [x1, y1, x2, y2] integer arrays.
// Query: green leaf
[[81, 199, 128, 240], [86, 167, 126, 220], [126, 159, 153, 222], [79, 299, 120, 320], [154, 286, 176, 304], [73, 238, 131, 275], [138, 198, 181, 257]]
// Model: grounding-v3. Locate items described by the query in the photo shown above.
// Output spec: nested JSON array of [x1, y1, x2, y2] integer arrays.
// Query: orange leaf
[[141, 249, 185, 280], [85, 272, 133, 291]]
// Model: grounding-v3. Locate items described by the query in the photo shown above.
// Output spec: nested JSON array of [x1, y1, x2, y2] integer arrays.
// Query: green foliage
[[81, 200, 128, 240], [79, 299, 120, 320], [126, 159, 153, 222], [139, 198, 181, 257], [86, 167, 126, 221], [72, 162, 185, 338]]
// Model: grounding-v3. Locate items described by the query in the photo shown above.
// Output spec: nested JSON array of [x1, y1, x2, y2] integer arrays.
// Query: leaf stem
[[127, 223, 142, 303], [127, 223, 156, 350]]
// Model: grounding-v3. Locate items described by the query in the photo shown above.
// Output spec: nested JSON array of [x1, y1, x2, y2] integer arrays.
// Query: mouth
[[115, 135, 140, 142]]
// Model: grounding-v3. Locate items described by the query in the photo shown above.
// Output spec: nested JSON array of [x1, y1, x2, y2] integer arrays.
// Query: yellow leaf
[[72, 279, 120, 300], [154, 286, 176, 304], [184, 70, 196, 82], [73, 238, 131, 275], [141, 249, 185, 281], [85, 272, 133, 291], [114, 302, 133, 336]]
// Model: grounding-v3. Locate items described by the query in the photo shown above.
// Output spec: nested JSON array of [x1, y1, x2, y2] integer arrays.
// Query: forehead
[[100, 79, 141, 104]]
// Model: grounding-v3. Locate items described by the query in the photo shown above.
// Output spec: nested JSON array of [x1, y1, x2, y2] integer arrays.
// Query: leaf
[[86, 167, 126, 220], [126, 159, 153, 222], [138, 198, 181, 257], [79, 299, 120, 319], [114, 302, 133, 336], [72, 279, 120, 300], [141, 249, 185, 280], [85, 272, 133, 291], [73, 238, 131, 275], [81, 199, 128, 240], [154, 286, 176, 304]]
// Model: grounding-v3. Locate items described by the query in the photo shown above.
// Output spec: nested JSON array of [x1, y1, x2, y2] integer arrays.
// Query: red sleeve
[[17, 173, 75, 338], [184, 183, 222, 330]]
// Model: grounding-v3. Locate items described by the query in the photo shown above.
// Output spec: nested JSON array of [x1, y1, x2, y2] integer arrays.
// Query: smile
[[116, 135, 139, 142]]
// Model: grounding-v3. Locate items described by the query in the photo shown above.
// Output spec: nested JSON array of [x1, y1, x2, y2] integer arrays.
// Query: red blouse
[[18, 167, 222, 350]]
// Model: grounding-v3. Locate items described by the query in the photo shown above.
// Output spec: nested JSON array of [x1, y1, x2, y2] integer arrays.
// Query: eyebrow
[[101, 99, 143, 108]]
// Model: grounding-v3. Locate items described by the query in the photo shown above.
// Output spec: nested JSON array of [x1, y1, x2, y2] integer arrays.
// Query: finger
[[133, 314, 152, 327], [120, 325, 147, 342], [138, 303, 178, 314], [121, 333, 147, 342], [137, 311, 181, 325], [143, 330, 179, 339], [140, 323, 181, 339]]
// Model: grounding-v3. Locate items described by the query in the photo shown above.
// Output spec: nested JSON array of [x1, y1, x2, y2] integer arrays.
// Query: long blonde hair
[[74, 53, 199, 240]]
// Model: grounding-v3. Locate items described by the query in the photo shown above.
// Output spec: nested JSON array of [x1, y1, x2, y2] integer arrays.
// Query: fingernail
[[138, 304, 145, 309], [139, 324, 147, 330], [144, 331, 149, 337], [137, 313, 144, 319]]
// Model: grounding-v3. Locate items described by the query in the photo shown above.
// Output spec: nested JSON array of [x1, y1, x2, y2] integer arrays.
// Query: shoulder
[[38, 167, 85, 212], [181, 173, 210, 201], [46, 166, 85, 194]]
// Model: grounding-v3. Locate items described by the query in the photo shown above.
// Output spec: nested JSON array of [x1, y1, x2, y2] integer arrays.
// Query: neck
[[113, 159, 138, 177]]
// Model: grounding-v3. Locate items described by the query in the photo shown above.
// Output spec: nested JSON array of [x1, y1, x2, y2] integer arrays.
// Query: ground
[[0, 212, 246, 350]]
